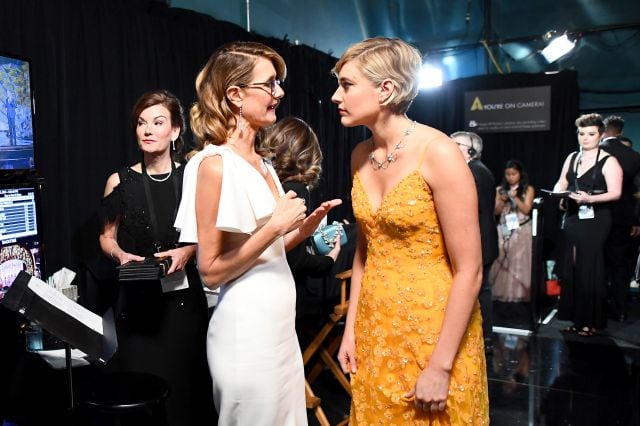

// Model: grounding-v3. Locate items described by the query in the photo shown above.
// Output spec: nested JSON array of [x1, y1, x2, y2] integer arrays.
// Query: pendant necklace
[[369, 120, 417, 171]]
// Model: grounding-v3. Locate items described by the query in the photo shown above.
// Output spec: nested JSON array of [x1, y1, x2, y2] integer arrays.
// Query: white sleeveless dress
[[175, 144, 307, 426]]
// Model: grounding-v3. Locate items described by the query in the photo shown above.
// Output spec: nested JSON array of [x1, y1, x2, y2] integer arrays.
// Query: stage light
[[541, 33, 575, 63], [442, 56, 455, 66], [418, 64, 443, 89]]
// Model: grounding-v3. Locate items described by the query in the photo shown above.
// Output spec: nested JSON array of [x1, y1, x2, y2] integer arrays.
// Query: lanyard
[[573, 148, 601, 194], [141, 158, 179, 253]]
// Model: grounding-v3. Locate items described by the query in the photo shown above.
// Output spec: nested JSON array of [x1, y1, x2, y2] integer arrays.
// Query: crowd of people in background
[[451, 113, 638, 344], [89, 34, 640, 425]]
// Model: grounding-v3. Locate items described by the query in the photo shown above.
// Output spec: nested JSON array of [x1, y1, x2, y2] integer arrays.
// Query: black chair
[[79, 371, 169, 426]]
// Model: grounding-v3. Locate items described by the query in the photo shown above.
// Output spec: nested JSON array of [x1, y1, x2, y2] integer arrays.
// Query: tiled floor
[[306, 298, 640, 425], [2, 299, 638, 425]]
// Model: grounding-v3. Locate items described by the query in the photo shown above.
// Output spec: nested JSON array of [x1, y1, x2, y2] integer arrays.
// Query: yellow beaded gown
[[350, 168, 489, 425]]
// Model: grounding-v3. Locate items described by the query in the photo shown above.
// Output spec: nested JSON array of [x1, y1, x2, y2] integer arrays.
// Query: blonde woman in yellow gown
[[333, 37, 489, 425]]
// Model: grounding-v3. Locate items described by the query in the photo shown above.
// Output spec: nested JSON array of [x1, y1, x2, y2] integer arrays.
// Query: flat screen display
[[0, 52, 35, 170], [0, 185, 42, 299]]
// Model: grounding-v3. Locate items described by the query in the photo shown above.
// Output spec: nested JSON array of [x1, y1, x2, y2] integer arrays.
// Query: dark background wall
[[0, 0, 575, 277]]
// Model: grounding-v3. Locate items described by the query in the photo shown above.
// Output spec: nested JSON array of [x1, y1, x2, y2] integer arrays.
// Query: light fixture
[[418, 64, 443, 89], [541, 33, 575, 63]]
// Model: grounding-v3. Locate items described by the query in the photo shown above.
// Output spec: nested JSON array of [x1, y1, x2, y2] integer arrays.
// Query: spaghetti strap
[[416, 137, 434, 169]]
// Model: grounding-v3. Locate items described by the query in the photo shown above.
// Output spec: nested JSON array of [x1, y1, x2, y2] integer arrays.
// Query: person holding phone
[[491, 160, 535, 304]]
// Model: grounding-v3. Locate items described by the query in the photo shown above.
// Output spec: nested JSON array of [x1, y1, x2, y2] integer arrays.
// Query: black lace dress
[[557, 152, 612, 331], [102, 166, 216, 425]]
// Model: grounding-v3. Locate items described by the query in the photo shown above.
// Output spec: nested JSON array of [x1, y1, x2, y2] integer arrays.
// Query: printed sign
[[464, 86, 551, 133]]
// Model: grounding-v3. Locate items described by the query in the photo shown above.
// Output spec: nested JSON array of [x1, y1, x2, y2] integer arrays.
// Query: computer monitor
[[0, 51, 36, 170], [0, 184, 43, 299]]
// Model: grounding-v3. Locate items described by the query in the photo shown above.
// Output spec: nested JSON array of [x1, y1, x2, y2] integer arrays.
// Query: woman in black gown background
[[98, 90, 216, 425], [553, 113, 622, 336]]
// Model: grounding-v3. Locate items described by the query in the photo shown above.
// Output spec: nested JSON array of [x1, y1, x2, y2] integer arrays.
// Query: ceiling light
[[541, 34, 575, 63], [442, 56, 455, 66], [418, 65, 443, 89]]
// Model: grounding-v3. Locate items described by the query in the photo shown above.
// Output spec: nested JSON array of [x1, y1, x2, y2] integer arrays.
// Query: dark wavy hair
[[261, 117, 322, 189], [131, 89, 186, 160], [499, 159, 529, 200], [575, 113, 605, 135]]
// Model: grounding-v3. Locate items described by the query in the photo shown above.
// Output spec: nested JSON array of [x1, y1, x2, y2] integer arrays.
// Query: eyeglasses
[[240, 79, 283, 97]]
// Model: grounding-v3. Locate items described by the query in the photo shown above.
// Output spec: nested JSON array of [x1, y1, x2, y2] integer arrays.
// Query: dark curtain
[[0, 0, 577, 275], [0, 0, 361, 275]]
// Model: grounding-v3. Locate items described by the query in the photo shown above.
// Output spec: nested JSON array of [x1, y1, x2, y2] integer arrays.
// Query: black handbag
[[117, 257, 172, 282], [116, 158, 177, 282]]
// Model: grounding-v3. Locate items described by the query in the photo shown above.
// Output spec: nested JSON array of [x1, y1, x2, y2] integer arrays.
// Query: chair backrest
[[333, 269, 351, 316]]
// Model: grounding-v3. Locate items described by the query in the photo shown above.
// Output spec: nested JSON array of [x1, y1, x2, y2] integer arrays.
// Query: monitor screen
[[0, 184, 43, 299], [0, 51, 35, 170]]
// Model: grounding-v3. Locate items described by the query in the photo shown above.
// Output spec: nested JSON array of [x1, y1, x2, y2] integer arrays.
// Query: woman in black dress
[[261, 117, 341, 311], [98, 90, 216, 425], [553, 113, 623, 336]]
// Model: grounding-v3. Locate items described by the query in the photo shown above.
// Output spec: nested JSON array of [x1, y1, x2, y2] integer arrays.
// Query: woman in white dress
[[174, 41, 341, 425]]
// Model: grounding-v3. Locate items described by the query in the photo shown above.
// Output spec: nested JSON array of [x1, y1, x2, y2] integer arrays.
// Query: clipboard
[[540, 189, 571, 198]]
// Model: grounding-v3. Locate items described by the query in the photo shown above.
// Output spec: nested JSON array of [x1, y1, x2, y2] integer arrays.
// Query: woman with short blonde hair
[[333, 37, 489, 424], [333, 37, 422, 114]]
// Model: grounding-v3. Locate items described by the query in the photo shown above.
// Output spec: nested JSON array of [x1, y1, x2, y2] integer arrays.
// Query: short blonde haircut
[[261, 117, 323, 189], [188, 41, 286, 158], [333, 37, 422, 114]]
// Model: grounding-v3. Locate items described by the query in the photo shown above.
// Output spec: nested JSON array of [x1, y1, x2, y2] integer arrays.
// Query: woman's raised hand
[[298, 199, 343, 237], [269, 191, 308, 235]]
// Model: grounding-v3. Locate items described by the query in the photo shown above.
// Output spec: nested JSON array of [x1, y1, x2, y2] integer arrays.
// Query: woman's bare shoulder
[[416, 125, 458, 159], [198, 153, 224, 178]]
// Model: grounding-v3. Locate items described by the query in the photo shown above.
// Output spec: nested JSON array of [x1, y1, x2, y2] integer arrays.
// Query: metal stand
[[64, 341, 74, 410], [530, 196, 545, 331]]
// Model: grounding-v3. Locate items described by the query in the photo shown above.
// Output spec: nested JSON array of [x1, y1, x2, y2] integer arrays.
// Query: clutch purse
[[312, 222, 347, 255], [117, 257, 172, 282]]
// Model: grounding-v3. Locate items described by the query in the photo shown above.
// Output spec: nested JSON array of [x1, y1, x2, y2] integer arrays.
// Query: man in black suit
[[452, 131, 499, 348], [600, 115, 640, 322]]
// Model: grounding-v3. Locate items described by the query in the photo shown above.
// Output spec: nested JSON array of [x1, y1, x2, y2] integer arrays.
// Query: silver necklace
[[369, 120, 417, 171], [146, 168, 172, 182]]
